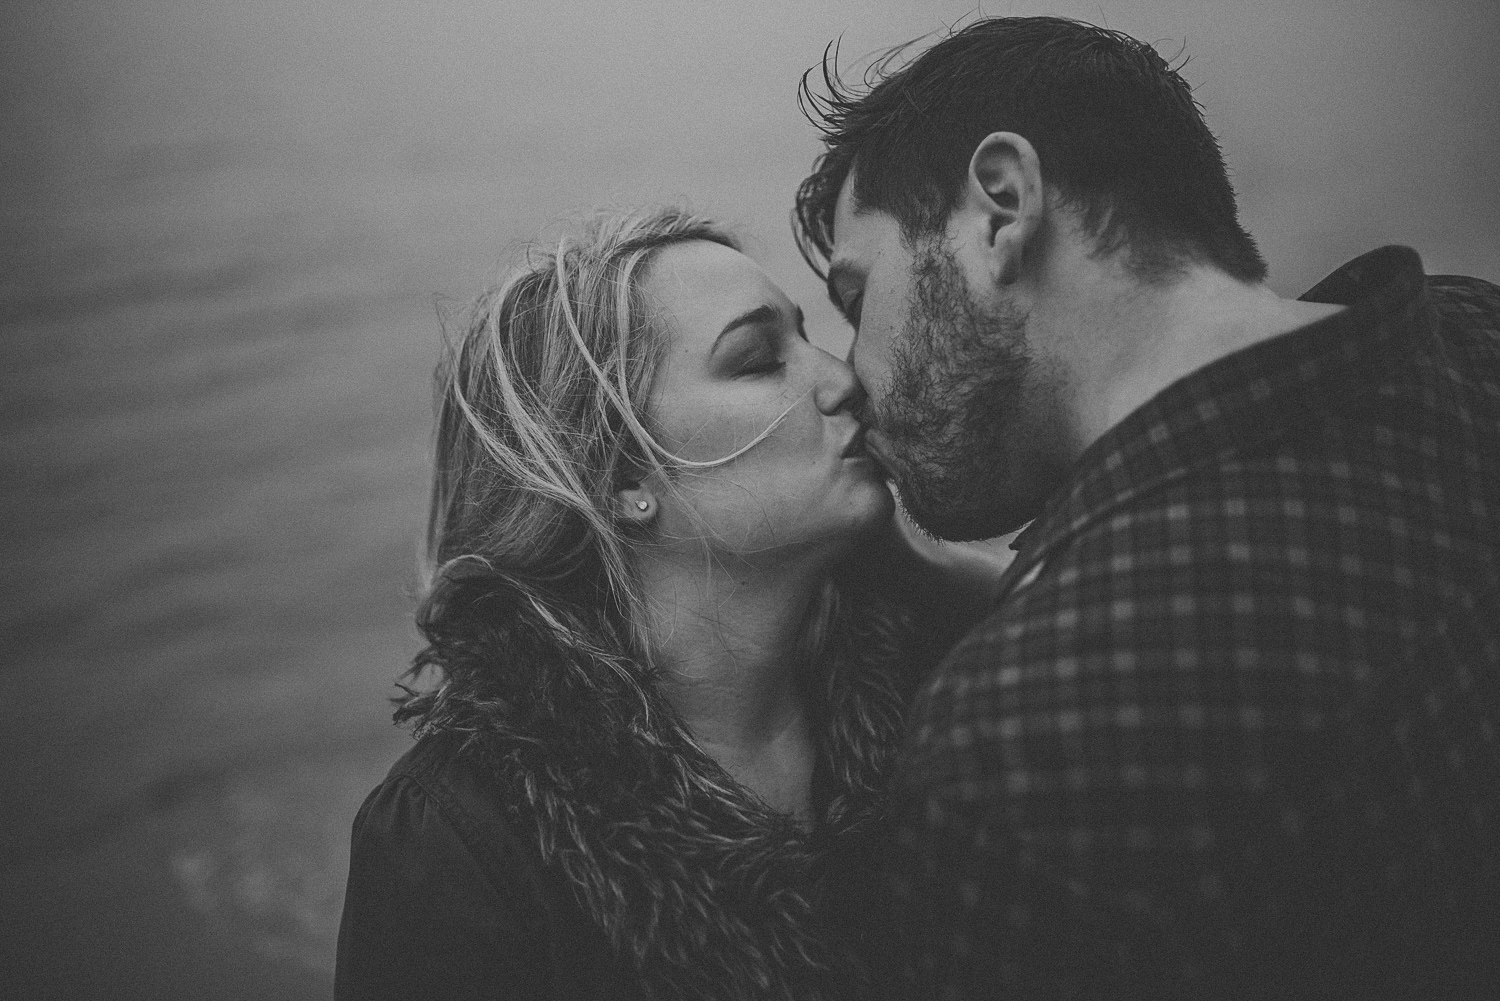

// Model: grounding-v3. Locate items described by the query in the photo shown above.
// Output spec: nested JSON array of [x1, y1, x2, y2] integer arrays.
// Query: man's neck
[[635, 549, 823, 825], [1038, 257, 1345, 453]]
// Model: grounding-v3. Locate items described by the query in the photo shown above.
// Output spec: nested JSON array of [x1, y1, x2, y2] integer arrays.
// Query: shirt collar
[[1007, 245, 1432, 576]]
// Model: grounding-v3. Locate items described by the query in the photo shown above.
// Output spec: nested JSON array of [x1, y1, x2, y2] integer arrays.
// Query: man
[[795, 16, 1500, 999]]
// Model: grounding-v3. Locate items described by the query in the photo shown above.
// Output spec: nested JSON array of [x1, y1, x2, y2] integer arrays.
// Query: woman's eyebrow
[[712, 303, 779, 353]]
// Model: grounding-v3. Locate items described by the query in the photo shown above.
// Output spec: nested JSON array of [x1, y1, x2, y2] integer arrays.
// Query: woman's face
[[639, 240, 893, 561]]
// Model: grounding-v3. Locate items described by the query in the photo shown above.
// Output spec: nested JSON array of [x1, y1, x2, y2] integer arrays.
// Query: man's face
[[826, 176, 1071, 540]]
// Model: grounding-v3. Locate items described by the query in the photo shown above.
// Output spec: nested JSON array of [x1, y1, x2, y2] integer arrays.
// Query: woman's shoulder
[[353, 732, 533, 876], [339, 732, 638, 1000], [337, 733, 554, 998]]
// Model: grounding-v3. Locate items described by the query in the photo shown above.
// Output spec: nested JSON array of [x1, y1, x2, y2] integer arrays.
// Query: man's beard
[[870, 240, 1069, 541]]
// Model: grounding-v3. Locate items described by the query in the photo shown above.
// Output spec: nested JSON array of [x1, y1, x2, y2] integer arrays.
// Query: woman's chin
[[773, 487, 895, 562], [841, 477, 897, 532]]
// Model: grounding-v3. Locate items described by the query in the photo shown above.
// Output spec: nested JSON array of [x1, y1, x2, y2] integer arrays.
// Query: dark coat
[[336, 733, 641, 999], [336, 571, 947, 1001]]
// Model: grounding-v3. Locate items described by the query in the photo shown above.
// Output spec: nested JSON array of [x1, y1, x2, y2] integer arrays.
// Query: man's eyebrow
[[712, 303, 779, 353]]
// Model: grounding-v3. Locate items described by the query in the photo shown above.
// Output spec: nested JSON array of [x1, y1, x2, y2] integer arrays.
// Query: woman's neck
[[635, 551, 824, 827]]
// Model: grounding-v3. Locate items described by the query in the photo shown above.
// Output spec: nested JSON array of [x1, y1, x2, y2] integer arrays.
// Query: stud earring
[[635, 500, 650, 511]]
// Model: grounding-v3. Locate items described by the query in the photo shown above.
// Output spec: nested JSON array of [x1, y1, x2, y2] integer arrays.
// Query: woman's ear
[[961, 131, 1046, 287], [617, 484, 657, 524]]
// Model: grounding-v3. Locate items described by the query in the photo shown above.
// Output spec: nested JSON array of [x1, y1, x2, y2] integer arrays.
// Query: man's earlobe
[[966, 131, 1045, 286]]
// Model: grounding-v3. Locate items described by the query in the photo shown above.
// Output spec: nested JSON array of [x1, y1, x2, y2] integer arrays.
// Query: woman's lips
[[854, 429, 896, 479]]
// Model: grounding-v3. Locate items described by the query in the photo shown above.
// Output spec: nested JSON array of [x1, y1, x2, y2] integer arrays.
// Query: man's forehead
[[829, 174, 867, 250], [828, 174, 899, 270], [832, 172, 860, 225]]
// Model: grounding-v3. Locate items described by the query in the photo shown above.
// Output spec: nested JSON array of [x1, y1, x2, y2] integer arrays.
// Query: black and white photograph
[[4, 0, 1498, 998]]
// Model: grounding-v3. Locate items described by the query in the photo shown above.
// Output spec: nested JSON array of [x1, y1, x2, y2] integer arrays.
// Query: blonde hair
[[401, 210, 928, 874], [419, 206, 781, 669]]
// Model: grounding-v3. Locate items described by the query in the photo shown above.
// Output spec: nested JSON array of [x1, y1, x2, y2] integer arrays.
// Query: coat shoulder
[[337, 733, 637, 1001]]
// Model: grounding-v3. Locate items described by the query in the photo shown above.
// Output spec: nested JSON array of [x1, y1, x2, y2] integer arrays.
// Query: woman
[[335, 208, 993, 1000]]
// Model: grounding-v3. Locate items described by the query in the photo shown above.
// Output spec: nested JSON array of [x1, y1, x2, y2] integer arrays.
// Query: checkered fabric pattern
[[888, 246, 1500, 999]]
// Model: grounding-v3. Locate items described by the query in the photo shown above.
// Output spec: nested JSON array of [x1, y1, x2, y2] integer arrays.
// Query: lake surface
[[2, 0, 1495, 996], [1, 111, 435, 1001]]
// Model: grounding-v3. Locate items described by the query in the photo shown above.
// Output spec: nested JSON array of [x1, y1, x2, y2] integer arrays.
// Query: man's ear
[[616, 483, 658, 524], [959, 131, 1045, 286]]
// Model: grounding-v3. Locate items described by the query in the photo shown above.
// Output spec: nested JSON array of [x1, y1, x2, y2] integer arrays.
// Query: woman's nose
[[813, 350, 866, 416]]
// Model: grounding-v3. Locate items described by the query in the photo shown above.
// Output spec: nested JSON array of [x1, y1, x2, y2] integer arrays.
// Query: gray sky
[[5, 0, 1498, 351]]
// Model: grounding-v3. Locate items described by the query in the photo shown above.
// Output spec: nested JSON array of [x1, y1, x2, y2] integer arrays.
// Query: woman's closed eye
[[717, 324, 791, 377], [736, 347, 786, 377], [715, 305, 807, 377]]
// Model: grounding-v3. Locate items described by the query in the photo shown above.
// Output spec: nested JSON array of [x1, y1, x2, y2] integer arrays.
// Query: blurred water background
[[1, 0, 1496, 996]]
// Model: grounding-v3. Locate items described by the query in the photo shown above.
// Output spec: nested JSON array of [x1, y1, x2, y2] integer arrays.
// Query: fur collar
[[401, 580, 919, 1001]]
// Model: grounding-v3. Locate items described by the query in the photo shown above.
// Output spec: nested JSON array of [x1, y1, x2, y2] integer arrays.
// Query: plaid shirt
[[888, 246, 1500, 999]]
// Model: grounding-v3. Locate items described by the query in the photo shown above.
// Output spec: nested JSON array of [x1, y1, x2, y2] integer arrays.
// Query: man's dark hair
[[794, 17, 1268, 284]]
